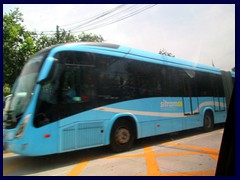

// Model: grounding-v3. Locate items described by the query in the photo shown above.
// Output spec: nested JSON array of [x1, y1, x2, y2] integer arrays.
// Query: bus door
[[219, 97, 225, 111], [213, 94, 225, 111], [213, 97, 220, 111], [182, 70, 199, 116], [213, 75, 226, 112], [183, 97, 199, 115]]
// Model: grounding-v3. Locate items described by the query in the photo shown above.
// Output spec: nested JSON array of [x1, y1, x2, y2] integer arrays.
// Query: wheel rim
[[205, 116, 211, 128], [115, 128, 130, 144]]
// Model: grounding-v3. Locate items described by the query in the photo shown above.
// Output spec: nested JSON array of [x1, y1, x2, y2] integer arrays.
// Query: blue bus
[[3, 42, 235, 156]]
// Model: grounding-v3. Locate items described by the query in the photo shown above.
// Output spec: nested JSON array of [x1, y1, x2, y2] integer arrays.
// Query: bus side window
[[169, 68, 184, 97], [61, 71, 77, 102], [196, 72, 214, 97]]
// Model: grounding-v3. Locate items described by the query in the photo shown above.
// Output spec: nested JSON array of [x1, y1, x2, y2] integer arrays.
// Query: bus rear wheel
[[110, 120, 134, 153], [203, 111, 214, 132]]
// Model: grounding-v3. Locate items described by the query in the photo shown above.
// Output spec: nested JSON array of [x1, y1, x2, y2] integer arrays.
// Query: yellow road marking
[[67, 142, 219, 176], [106, 153, 144, 158], [161, 170, 216, 176], [3, 161, 24, 175], [144, 146, 161, 176], [3, 141, 220, 176], [67, 160, 89, 176], [164, 142, 219, 155], [155, 151, 201, 156], [208, 154, 219, 161]]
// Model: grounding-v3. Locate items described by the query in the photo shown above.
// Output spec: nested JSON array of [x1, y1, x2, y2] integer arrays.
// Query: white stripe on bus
[[94, 101, 225, 118]]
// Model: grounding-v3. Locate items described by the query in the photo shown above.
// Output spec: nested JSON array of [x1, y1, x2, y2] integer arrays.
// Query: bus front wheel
[[203, 111, 214, 132], [110, 120, 134, 153]]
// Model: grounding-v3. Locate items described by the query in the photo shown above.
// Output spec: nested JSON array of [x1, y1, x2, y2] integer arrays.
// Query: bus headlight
[[15, 114, 31, 139]]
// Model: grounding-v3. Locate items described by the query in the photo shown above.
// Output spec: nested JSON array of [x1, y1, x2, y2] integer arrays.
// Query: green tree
[[3, 84, 11, 98], [159, 48, 175, 57], [77, 32, 104, 42], [34, 29, 104, 52], [3, 8, 36, 86]]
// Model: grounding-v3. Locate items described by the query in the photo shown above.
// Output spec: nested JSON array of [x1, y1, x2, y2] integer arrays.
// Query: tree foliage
[[158, 48, 175, 57], [3, 8, 36, 86], [3, 8, 104, 91], [34, 30, 104, 52]]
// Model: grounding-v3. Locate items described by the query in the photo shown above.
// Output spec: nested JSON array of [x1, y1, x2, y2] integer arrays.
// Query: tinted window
[[34, 50, 225, 127], [195, 72, 214, 96], [214, 75, 225, 97], [169, 68, 185, 96]]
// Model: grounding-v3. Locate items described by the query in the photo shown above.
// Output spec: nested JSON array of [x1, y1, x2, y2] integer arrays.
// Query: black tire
[[110, 119, 134, 153], [203, 111, 214, 132]]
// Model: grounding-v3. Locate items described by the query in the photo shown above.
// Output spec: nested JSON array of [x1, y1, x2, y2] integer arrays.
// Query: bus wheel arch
[[109, 116, 137, 153], [203, 109, 214, 132]]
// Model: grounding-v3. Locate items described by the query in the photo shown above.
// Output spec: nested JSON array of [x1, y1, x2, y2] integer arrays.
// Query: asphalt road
[[3, 125, 224, 176]]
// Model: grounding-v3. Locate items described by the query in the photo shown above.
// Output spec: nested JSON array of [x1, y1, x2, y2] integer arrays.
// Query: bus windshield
[[3, 51, 49, 129]]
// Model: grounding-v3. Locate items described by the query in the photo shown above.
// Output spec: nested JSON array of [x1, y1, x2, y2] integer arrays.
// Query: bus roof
[[49, 42, 222, 75]]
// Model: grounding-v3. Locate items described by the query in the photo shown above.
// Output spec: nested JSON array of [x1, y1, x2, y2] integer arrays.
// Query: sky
[[3, 4, 235, 71]]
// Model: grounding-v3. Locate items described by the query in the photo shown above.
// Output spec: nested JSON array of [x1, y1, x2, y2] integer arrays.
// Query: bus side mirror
[[37, 59, 64, 85], [3, 94, 12, 109]]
